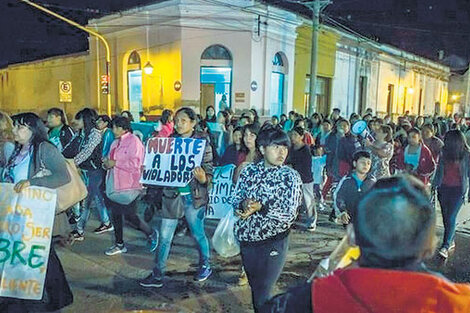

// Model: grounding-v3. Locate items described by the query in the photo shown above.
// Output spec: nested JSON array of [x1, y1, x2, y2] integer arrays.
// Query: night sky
[[1, 0, 470, 68]]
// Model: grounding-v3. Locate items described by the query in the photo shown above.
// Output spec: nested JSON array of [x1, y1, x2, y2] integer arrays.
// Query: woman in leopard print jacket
[[230, 125, 302, 313]]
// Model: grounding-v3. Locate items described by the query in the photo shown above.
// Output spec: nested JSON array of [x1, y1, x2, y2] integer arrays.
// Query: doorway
[[200, 45, 232, 114], [128, 70, 142, 119], [200, 67, 232, 114]]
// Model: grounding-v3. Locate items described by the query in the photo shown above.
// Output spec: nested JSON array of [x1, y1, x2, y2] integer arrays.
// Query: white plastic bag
[[212, 210, 240, 258]]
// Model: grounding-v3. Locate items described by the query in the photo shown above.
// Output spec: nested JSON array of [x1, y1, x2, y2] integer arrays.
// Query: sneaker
[[94, 223, 114, 234], [194, 265, 212, 282], [105, 244, 127, 256], [148, 230, 159, 252], [306, 222, 317, 232], [449, 241, 456, 251], [70, 230, 84, 241], [238, 270, 248, 286], [68, 214, 79, 225], [139, 272, 163, 288], [438, 247, 449, 259]]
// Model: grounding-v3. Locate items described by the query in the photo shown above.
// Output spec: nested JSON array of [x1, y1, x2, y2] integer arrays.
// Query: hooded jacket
[[396, 143, 436, 184], [313, 268, 470, 313]]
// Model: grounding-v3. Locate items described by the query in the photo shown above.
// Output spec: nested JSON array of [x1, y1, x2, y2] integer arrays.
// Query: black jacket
[[334, 173, 376, 219]]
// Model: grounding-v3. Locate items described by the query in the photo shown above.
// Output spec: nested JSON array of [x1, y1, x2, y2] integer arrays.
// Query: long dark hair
[[11, 112, 50, 164], [442, 130, 469, 163], [75, 108, 98, 136], [204, 106, 216, 122], [161, 109, 173, 125], [240, 123, 261, 155]]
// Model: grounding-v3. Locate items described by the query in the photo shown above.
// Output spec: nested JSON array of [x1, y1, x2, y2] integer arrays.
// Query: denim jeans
[[438, 186, 464, 248], [241, 235, 289, 313], [77, 169, 110, 233], [153, 194, 210, 277]]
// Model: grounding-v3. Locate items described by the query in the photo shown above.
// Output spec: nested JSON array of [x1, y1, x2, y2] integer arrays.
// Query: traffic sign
[[59, 81, 72, 103]]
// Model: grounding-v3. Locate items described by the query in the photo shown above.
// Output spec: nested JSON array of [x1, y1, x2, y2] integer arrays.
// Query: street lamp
[[143, 61, 154, 75], [408, 88, 414, 94]]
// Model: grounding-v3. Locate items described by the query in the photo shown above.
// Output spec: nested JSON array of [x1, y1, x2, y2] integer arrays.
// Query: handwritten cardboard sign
[[0, 183, 56, 300], [141, 137, 206, 187]]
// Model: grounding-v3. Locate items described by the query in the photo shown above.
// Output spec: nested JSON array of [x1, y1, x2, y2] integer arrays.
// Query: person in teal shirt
[[97, 115, 115, 158], [47, 108, 74, 152]]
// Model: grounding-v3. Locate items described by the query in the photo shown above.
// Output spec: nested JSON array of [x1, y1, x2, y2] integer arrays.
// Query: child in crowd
[[311, 145, 327, 211], [334, 150, 375, 225]]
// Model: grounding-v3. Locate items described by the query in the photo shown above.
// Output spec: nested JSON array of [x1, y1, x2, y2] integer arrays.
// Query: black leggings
[[110, 203, 153, 245]]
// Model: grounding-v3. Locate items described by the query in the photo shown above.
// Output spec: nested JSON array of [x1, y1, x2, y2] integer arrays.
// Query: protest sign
[[141, 137, 206, 187], [206, 164, 236, 219], [0, 183, 56, 300]]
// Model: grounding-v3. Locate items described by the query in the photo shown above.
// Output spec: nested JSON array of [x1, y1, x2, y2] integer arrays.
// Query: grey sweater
[[28, 142, 71, 189]]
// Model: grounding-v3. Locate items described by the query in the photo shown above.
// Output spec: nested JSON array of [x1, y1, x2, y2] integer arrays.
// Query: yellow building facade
[[0, 53, 90, 118], [293, 24, 338, 115]]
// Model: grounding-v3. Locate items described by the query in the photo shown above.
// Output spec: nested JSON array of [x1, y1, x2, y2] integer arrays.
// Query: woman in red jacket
[[396, 128, 436, 184]]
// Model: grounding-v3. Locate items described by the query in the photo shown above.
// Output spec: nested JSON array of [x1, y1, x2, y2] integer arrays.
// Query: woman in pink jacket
[[157, 109, 174, 138], [103, 116, 158, 256]]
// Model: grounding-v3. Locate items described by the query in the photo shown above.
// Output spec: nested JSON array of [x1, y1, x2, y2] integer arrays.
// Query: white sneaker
[[105, 244, 127, 256]]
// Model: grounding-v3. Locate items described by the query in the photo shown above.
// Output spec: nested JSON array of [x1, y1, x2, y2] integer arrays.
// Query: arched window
[[273, 53, 284, 66], [201, 44, 232, 60], [200, 45, 233, 114], [128, 51, 141, 66], [126, 51, 142, 120], [270, 52, 288, 117]]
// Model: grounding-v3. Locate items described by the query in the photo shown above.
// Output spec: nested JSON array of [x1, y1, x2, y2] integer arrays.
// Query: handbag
[[34, 157, 88, 215], [161, 188, 185, 219], [105, 170, 142, 205]]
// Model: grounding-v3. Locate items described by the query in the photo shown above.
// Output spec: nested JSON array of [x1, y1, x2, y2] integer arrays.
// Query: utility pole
[[19, 0, 113, 116], [303, 1, 331, 116]]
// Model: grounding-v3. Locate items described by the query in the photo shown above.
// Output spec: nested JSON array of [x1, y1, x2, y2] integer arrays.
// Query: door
[[200, 67, 232, 113], [200, 84, 215, 114], [387, 84, 395, 115], [128, 70, 142, 119], [270, 72, 285, 117]]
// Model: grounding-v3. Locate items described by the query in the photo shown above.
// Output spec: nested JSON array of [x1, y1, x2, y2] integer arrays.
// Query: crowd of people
[[1, 104, 470, 312]]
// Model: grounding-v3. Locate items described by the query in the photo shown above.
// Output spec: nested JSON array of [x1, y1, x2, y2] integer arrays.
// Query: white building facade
[[330, 27, 449, 119], [88, 0, 300, 117]]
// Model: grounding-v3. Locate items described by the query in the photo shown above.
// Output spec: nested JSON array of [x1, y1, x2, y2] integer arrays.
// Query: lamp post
[[19, 0, 112, 116]]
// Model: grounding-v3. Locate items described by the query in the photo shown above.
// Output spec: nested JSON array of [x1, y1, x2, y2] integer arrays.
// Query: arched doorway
[[127, 51, 142, 118], [200, 45, 232, 114], [270, 52, 287, 117]]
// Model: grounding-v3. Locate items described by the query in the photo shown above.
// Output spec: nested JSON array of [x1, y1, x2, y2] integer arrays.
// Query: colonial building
[[0, 0, 452, 119]]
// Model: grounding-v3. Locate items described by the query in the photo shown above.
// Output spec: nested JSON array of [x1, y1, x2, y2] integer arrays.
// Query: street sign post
[[59, 81, 72, 103]]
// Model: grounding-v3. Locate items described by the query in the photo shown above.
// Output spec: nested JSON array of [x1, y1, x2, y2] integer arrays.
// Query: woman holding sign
[[230, 125, 302, 312], [0, 113, 73, 312], [140, 107, 214, 288]]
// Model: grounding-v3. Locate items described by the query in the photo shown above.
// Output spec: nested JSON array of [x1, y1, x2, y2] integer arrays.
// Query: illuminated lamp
[[143, 61, 154, 75]]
